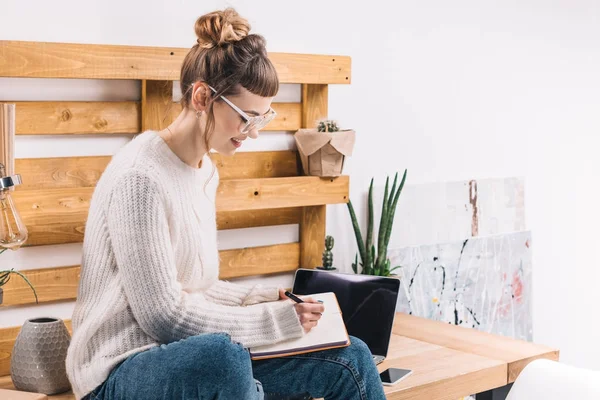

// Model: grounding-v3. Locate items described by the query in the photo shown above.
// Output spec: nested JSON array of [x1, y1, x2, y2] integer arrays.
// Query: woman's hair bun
[[195, 8, 250, 49]]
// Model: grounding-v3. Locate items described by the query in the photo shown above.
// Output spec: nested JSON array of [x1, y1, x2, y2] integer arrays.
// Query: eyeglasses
[[208, 86, 277, 134]]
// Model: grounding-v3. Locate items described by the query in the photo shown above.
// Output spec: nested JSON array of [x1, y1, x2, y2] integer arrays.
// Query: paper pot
[[294, 129, 356, 177], [10, 318, 71, 395]]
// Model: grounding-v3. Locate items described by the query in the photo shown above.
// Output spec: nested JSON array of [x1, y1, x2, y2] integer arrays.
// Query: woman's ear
[[191, 81, 210, 112]]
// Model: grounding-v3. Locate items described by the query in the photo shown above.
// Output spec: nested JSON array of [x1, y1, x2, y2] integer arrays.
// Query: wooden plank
[[14, 151, 298, 191], [219, 242, 300, 279], [211, 151, 298, 180], [171, 102, 301, 132], [300, 206, 326, 269], [141, 80, 173, 132], [12, 101, 299, 136], [393, 313, 560, 384], [381, 335, 507, 399], [216, 176, 349, 212], [13, 187, 307, 247], [0, 41, 351, 84], [0, 321, 72, 377], [13, 187, 91, 246], [0, 243, 300, 306], [217, 207, 301, 230], [0, 386, 51, 400], [0, 266, 80, 306], [14, 101, 140, 135], [301, 84, 328, 129], [298, 84, 329, 270]]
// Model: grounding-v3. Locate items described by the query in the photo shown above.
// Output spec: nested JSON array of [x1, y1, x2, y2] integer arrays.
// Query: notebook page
[[249, 292, 349, 358]]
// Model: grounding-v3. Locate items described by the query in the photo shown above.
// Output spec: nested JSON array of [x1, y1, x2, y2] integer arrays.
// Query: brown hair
[[180, 8, 279, 152]]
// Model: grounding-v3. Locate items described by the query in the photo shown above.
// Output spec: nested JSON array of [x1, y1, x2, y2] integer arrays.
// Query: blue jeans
[[83, 332, 386, 400]]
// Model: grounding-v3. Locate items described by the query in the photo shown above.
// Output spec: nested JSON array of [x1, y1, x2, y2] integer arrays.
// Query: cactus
[[317, 120, 340, 133], [322, 235, 335, 270], [347, 170, 407, 276]]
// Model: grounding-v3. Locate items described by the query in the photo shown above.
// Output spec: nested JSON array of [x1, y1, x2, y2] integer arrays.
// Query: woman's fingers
[[292, 300, 324, 333], [295, 301, 324, 316], [301, 320, 318, 333]]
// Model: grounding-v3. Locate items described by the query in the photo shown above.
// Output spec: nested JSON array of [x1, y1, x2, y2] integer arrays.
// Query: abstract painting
[[372, 177, 526, 248], [390, 231, 532, 341]]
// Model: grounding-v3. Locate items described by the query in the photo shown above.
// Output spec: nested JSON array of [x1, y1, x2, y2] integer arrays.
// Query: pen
[[284, 291, 304, 303]]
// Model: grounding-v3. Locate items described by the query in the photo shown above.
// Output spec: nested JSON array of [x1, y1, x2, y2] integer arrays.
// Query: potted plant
[[0, 248, 38, 305], [347, 170, 408, 276], [316, 235, 337, 271], [294, 119, 356, 177]]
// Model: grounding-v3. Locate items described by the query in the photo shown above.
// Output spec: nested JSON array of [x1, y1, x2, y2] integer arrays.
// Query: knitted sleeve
[[106, 169, 303, 347], [203, 280, 280, 307]]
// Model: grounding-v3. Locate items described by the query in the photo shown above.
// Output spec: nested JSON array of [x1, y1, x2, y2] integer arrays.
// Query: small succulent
[[321, 235, 335, 270], [317, 120, 340, 133], [0, 248, 38, 304]]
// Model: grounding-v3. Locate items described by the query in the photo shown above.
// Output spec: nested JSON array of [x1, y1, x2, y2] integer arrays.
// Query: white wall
[[1, 0, 599, 370]]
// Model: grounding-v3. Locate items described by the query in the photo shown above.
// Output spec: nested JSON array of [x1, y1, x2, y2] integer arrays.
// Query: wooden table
[[380, 313, 559, 399], [0, 313, 559, 400]]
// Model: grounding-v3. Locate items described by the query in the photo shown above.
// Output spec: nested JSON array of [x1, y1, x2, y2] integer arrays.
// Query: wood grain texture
[[13, 186, 309, 247], [301, 84, 328, 129], [298, 84, 329, 271], [14, 101, 140, 135], [216, 176, 349, 212], [0, 266, 79, 306], [11, 101, 299, 136], [170, 102, 301, 132], [217, 207, 301, 230], [14, 151, 298, 191], [219, 242, 300, 279], [0, 41, 351, 84], [393, 313, 560, 384], [381, 335, 507, 400], [0, 243, 299, 306], [211, 151, 299, 180], [0, 384, 51, 400], [300, 206, 326, 269], [141, 80, 173, 132]]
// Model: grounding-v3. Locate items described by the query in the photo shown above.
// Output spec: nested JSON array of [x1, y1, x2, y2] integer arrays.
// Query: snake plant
[[347, 170, 407, 276]]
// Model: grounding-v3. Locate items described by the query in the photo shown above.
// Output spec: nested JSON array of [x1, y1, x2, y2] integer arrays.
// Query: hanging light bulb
[[0, 163, 27, 250], [0, 103, 27, 251]]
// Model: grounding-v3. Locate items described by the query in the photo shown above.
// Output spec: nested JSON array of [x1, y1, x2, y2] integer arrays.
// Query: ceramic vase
[[10, 317, 71, 394]]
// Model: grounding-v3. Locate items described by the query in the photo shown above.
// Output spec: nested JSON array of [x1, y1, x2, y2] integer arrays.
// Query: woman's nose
[[247, 128, 259, 139]]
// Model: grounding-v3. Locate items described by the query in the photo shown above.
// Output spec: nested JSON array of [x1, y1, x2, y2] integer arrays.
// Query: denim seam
[[284, 355, 368, 400]]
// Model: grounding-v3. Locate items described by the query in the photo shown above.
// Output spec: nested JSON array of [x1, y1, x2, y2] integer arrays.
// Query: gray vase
[[0, 287, 3, 304], [10, 317, 71, 395]]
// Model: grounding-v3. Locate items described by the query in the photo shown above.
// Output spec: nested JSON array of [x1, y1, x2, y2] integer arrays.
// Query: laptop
[[292, 268, 400, 365]]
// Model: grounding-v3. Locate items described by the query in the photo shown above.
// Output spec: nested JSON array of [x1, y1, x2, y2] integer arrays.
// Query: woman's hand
[[278, 288, 324, 333]]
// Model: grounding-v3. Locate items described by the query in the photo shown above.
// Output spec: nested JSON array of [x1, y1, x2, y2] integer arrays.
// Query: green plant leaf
[[347, 201, 367, 268], [366, 178, 374, 270], [384, 169, 407, 247], [389, 265, 403, 273], [376, 176, 390, 269], [352, 253, 358, 274]]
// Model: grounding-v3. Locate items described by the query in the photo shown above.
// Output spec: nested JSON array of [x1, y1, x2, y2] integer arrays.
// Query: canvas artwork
[[390, 231, 533, 341], [372, 177, 526, 248]]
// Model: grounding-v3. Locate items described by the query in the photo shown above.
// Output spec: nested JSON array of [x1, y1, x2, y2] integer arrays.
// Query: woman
[[66, 8, 386, 400]]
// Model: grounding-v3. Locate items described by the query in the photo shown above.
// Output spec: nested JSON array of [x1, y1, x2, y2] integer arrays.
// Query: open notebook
[[249, 292, 350, 360]]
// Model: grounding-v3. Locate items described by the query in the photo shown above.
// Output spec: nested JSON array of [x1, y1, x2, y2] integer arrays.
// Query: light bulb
[[0, 161, 27, 250], [0, 189, 27, 250]]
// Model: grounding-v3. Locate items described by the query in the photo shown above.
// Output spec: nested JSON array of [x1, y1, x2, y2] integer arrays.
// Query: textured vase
[[10, 317, 71, 394]]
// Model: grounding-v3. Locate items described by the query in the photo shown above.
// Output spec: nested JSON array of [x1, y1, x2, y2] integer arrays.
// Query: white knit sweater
[[65, 131, 304, 399]]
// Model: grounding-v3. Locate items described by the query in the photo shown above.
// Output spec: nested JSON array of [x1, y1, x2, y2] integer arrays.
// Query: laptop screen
[[292, 269, 400, 358]]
